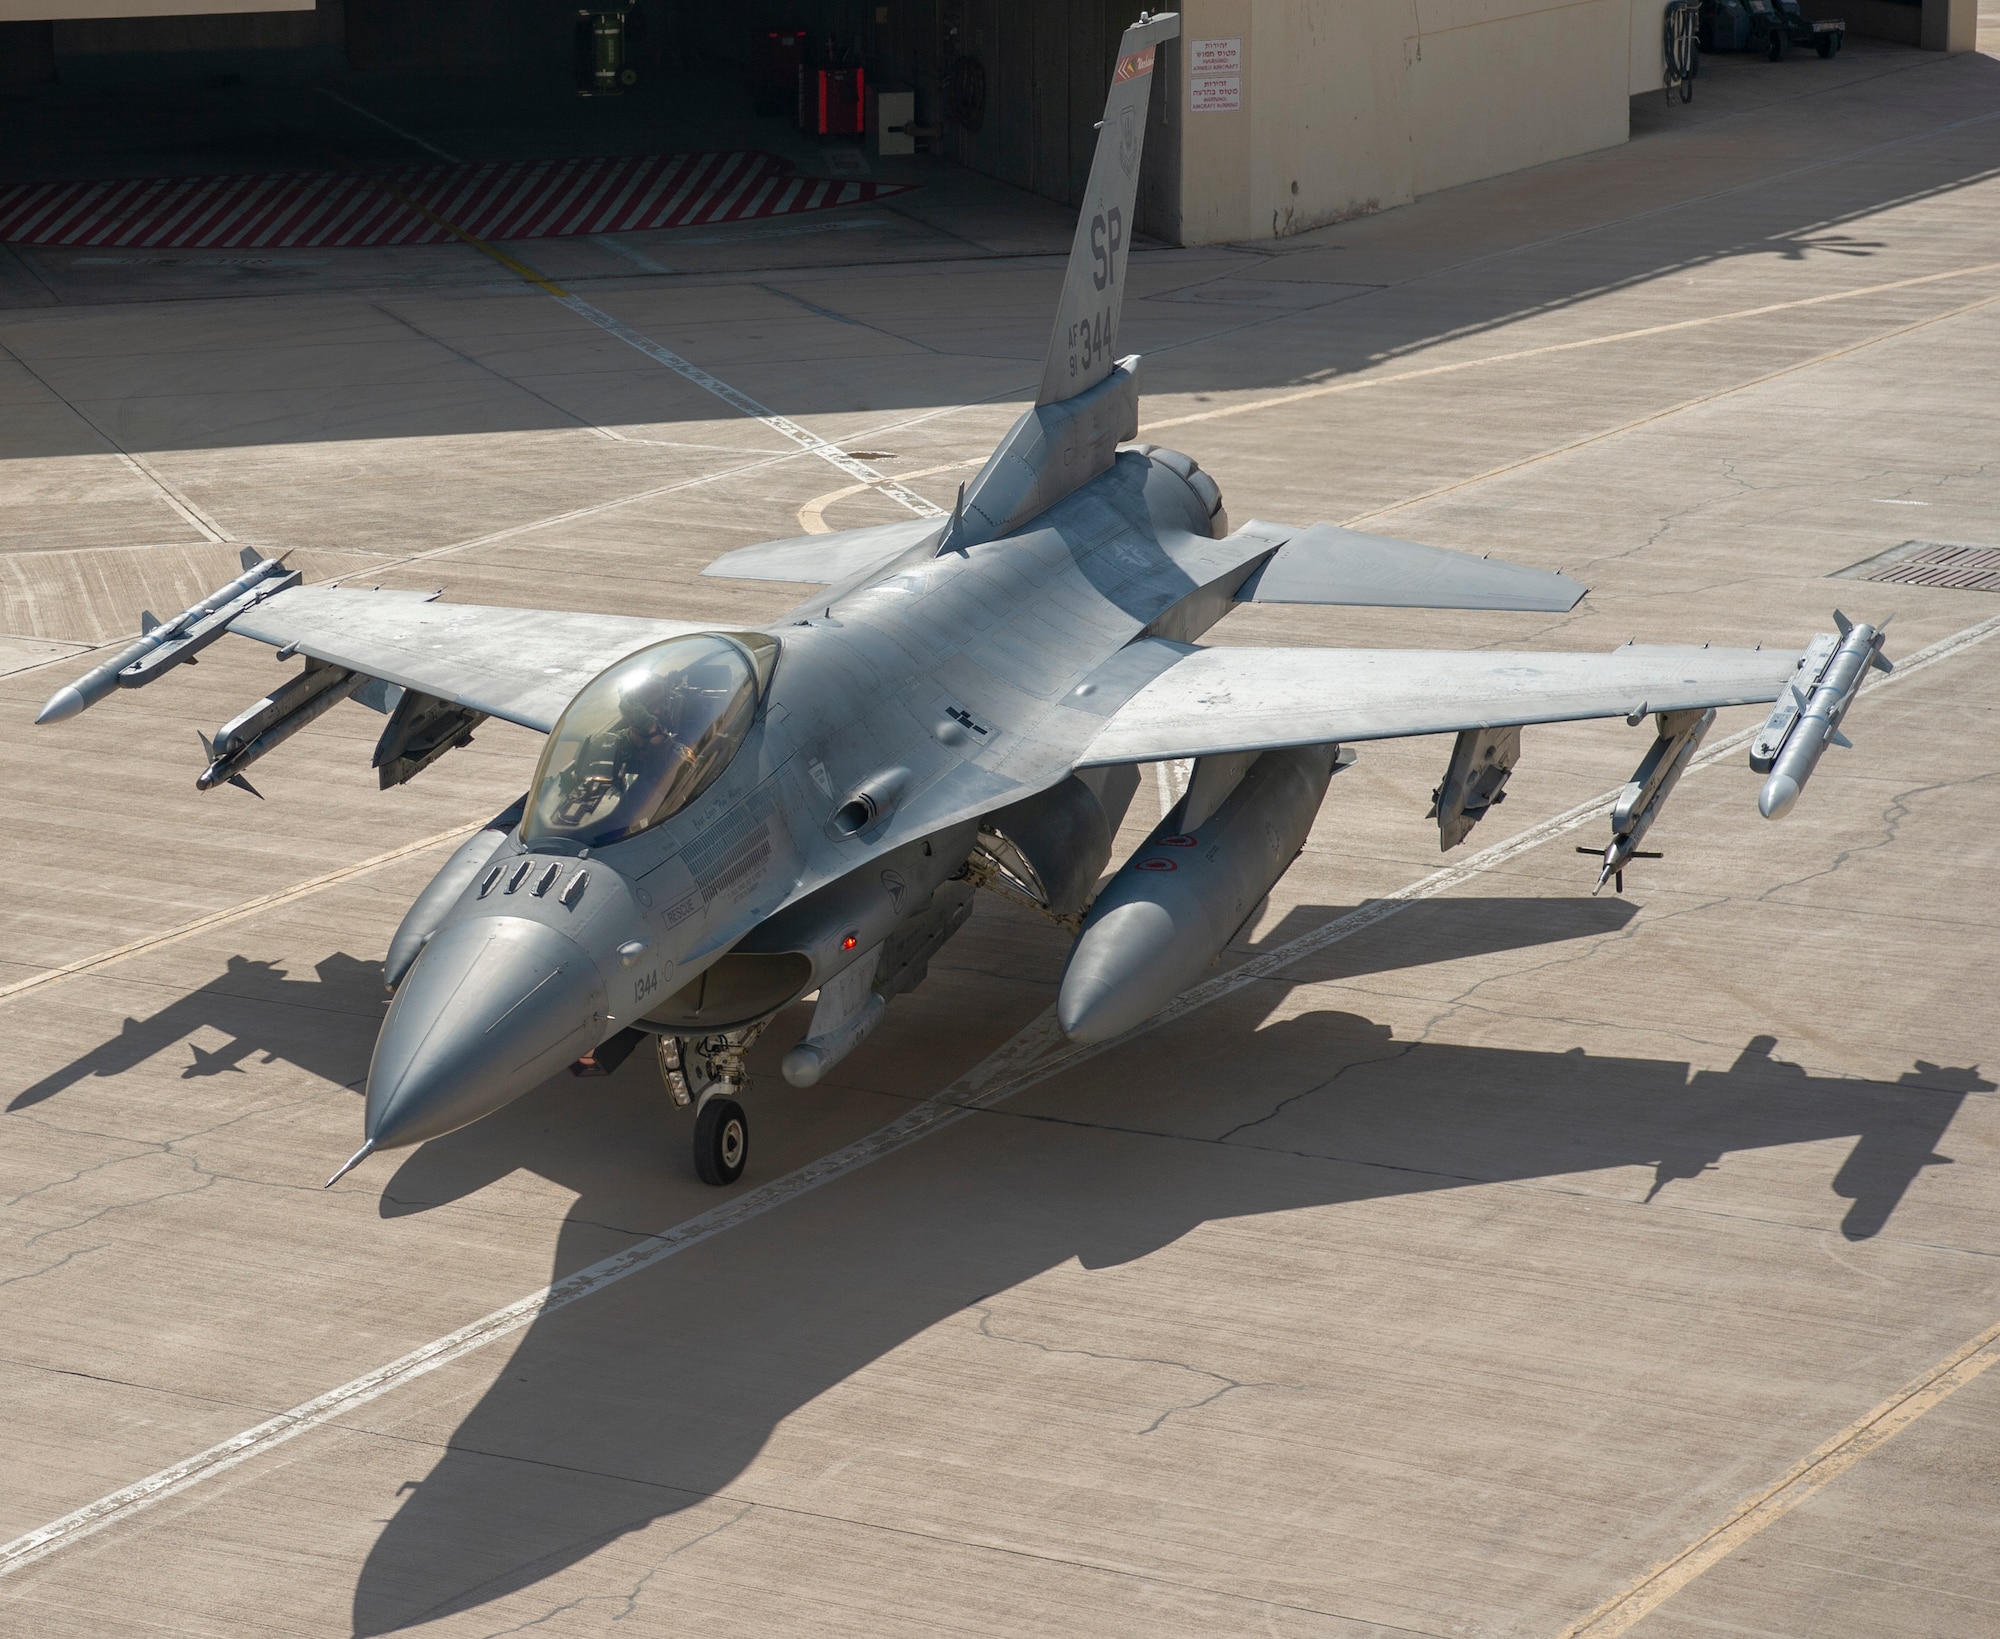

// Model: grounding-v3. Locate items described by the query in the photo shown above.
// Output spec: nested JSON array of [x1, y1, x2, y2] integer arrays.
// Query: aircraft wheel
[[693, 1096, 748, 1185], [1767, 28, 1785, 58], [1816, 30, 1834, 54]]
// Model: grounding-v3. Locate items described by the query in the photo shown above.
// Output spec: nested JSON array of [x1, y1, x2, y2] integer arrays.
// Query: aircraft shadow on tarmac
[[7, 952, 386, 1112], [325, 898, 1989, 1636]]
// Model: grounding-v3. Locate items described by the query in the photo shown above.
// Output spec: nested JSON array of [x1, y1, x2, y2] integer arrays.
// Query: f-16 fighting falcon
[[35, 11, 1889, 1191]]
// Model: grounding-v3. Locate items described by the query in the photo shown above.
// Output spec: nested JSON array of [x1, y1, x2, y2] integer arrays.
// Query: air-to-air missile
[[34, 10, 1893, 1192], [1585, 706, 1715, 895], [34, 548, 297, 726], [1751, 613, 1891, 819]]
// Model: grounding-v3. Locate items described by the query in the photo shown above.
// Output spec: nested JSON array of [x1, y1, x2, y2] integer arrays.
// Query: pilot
[[543, 641, 750, 838]]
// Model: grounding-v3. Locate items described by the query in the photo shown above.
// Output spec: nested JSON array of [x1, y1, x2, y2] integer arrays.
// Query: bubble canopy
[[524, 632, 779, 849]]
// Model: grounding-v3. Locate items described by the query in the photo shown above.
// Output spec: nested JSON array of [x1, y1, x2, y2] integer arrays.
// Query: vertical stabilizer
[[1036, 12, 1179, 408]]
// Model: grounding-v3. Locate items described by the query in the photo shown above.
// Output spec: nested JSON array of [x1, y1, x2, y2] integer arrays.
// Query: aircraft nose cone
[[364, 914, 608, 1151]]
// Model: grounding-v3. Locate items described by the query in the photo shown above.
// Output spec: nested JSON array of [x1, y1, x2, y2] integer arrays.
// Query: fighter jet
[[35, 11, 1888, 1189]]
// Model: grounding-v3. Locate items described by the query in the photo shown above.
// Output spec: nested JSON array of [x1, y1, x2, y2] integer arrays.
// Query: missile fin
[[229, 773, 264, 798], [1830, 730, 1853, 750]]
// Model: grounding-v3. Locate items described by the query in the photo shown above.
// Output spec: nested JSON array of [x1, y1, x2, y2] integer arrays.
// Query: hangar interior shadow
[[317, 900, 1986, 1635], [0, 43, 1995, 459]]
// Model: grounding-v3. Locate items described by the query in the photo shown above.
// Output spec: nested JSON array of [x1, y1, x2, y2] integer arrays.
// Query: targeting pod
[[35, 549, 297, 725], [1751, 613, 1890, 820], [1586, 707, 1713, 894], [1430, 726, 1520, 852]]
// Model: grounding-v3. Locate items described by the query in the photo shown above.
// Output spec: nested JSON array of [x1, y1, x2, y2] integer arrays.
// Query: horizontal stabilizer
[[702, 517, 943, 585], [1235, 523, 1586, 612], [1077, 640, 1799, 765]]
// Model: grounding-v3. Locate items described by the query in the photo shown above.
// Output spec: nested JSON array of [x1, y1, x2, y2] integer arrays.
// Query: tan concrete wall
[[1630, 0, 1669, 93], [1175, 0, 1630, 245]]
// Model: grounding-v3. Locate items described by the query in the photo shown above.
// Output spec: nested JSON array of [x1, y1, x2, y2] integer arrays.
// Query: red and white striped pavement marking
[[0, 151, 911, 251]]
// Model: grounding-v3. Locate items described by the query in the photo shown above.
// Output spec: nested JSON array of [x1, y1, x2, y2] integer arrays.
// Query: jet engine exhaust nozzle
[[363, 914, 609, 1152]]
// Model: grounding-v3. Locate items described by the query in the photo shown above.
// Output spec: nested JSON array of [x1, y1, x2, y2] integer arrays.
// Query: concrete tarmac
[[4, 37, 2000, 1639]]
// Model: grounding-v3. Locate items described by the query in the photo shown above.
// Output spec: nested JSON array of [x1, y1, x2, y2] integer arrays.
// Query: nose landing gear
[[693, 1096, 749, 1185], [657, 1027, 766, 1185]]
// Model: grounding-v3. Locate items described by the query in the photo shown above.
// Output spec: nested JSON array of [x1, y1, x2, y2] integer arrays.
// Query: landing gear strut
[[657, 1025, 767, 1185]]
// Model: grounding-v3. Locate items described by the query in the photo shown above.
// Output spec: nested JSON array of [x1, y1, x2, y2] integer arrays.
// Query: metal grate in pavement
[[1835, 540, 2000, 594]]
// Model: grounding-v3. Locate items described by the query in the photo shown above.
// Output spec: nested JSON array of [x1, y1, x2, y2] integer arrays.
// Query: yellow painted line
[[361, 169, 573, 296], [1556, 1314, 2000, 1637], [0, 822, 478, 1007], [1135, 258, 2000, 441], [796, 459, 978, 533]]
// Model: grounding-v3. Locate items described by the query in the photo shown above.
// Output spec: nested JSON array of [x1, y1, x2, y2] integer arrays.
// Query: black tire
[[1816, 31, 1833, 54], [1767, 27, 1785, 58], [694, 1097, 748, 1185]]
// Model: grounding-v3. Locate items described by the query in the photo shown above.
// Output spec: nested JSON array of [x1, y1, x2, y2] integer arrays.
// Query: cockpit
[[523, 631, 778, 849]]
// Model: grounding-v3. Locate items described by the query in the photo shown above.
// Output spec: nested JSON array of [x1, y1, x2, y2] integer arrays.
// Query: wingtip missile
[[33, 555, 297, 727], [35, 684, 86, 725], [1753, 617, 1886, 821]]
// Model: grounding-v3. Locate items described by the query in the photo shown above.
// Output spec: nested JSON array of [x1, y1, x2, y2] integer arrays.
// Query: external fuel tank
[[1057, 744, 1342, 1044]]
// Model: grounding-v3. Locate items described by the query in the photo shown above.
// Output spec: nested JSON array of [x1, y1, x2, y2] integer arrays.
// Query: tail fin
[[1036, 11, 1179, 407]]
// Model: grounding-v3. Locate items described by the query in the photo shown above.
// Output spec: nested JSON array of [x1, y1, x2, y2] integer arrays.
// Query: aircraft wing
[[702, 517, 943, 584], [1075, 641, 1799, 764], [1233, 521, 1586, 612], [230, 586, 713, 732]]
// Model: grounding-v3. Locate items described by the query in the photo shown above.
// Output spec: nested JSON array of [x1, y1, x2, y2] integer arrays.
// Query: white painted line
[[551, 295, 946, 520], [594, 235, 669, 274], [6, 607, 1993, 1580], [314, 88, 462, 165], [0, 823, 481, 1007], [311, 87, 944, 524]]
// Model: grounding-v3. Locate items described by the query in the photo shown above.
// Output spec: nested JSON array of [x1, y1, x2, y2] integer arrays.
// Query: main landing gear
[[657, 1027, 767, 1186]]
